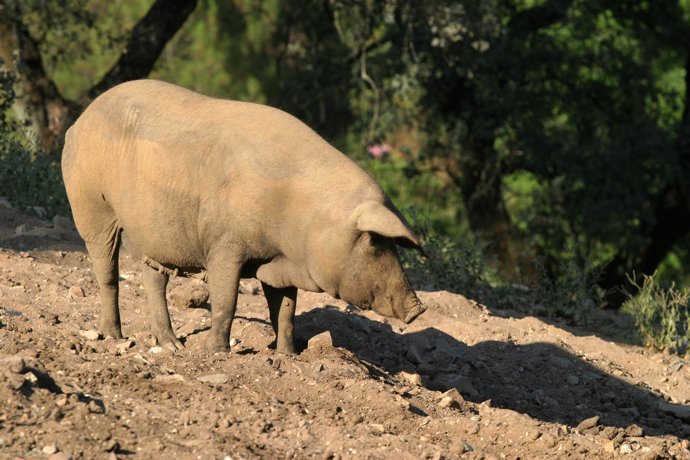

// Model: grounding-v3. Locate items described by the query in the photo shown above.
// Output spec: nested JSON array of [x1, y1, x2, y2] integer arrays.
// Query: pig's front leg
[[141, 265, 183, 351], [204, 259, 242, 353], [262, 283, 297, 354]]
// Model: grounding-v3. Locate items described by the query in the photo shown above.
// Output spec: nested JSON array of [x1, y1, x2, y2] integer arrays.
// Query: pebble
[[170, 281, 209, 308], [1, 355, 26, 373], [229, 338, 238, 347], [576, 415, 600, 431], [148, 346, 164, 354], [0, 197, 11, 208], [625, 424, 644, 437], [115, 340, 135, 354], [308, 331, 333, 349], [437, 388, 464, 410], [69, 286, 85, 298], [603, 439, 617, 453], [79, 329, 101, 340], [52, 215, 75, 231], [406, 345, 423, 364], [197, 373, 229, 385], [48, 453, 72, 460], [368, 423, 385, 434], [399, 371, 422, 386], [540, 434, 558, 448], [548, 355, 572, 369], [42, 444, 58, 454], [620, 443, 634, 454], [567, 375, 579, 385], [103, 439, 120, 452]]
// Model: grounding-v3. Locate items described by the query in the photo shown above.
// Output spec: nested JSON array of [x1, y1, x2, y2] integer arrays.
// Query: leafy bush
[[400, 206, 491, 297], [0, 140, 69, 217], [622, 274, 690, 356]]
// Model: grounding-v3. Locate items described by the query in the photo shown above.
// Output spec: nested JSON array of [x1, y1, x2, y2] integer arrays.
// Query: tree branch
[[87, 0, 197, 100]]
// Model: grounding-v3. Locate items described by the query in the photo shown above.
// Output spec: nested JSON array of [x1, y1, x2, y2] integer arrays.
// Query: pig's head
[[333, 201, 427, 323]]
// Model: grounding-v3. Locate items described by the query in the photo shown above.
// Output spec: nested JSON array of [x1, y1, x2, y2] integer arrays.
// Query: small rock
[[620, 443, 634, 454], [103, 439, 120, 452], [197, 373, 229, 385], [79, 329, 101, 341], [369, 423, 385, 434], [148, 346, 164, 354], [52, 215, 75, 231], [567, 375, 580, 385], [400, 371, 422, 386], [1, 355, 26, 373], [576, 415, 600, 431], [670, 361, 684, 372], [406, 345, 424, 364], [69, 286, 85, 298], [658, 401, 690, 421], [229, 338, 238, 347], [0, 197, 11, 208], [42, 444, 58, 454], [540, 434, 558, 448], [88, 400, 104, 414], [48, 453, 72, 460], [24, 371, 38, 384], [453, 375, 479, 397], [308, 331, 333, 349], [115, 340, 135, 354], [625, 424, 644, 437], [437, 388, 464, 410], [56, 395, 68, 407], [548, 355, 572, 369], [14, 223, 32, 235], [603, 439, 616, 453], [32, 206, 47, 219]]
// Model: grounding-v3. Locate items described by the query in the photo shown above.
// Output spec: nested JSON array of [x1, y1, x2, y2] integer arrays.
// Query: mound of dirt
[[0, 201, 689, 459]]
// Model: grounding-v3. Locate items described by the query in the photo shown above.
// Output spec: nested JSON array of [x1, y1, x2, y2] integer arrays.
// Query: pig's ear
[[355, 202, 426, 254]]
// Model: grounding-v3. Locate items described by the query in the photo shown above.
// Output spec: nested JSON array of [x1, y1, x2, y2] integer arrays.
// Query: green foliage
[[0, 143, 69, 217], [622, 274, 690, 356], [532, 249, 606, 323], [400, 207, 491, 297]]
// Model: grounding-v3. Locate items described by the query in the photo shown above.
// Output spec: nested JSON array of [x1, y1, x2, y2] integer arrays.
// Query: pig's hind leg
[[262, 283, 297, 354], [141, 265, 184, 351], [204, 259, 243, 353]]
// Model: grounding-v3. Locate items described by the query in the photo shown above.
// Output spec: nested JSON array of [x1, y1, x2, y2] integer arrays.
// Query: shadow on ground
[[296, 306, 689, 439]]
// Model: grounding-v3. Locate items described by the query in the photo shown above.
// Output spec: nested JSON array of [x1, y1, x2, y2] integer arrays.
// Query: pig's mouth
[[399, 302, 427, 324]]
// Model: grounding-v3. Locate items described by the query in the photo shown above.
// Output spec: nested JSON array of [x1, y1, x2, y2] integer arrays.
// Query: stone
[[0, 355, 26, 373], [115, 340, 135, 354], [170, 280, 209, 308], [603, 440, 616, 453], [48, 453, 72, 460], [437, 388, 464, 410], [400, 371, 422, 386], [14, 224, 32, 236], [197, 373, 229, 385], [32, 206, 47, 219], [79, 329, 101, 341], [567, 375, 580, 385], [69, 286, 85, 298], [405, 345, 423, 364], [53, 215, 76, 231], [148, 346, 164, 354], [0, 197, 11, 208], [453, 375, 479, 397], [620, 443, 634, 454], [368, 423, 385, 434], [658, 401, 690, 421], [625, 424, 644, 437], [42, 444, 58, 455], [548, 355, 572, 369], [308, 331, 333, 349], [576, 415, 600, 431]]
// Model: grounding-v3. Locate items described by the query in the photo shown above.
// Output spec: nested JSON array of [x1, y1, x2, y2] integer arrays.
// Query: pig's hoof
[[204, 336, 230, 353], [152, 328, 184, 351], [99, 323, 123, 340]]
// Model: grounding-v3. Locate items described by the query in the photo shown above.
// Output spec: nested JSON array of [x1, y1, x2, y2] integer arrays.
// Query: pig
[[61, 79, 427, 354]]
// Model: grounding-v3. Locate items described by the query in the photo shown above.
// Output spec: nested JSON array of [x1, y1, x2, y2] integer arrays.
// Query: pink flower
[[367, 143, 392, 158]]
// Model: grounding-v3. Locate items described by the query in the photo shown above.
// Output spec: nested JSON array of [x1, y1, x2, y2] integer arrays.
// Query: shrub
[[622, 274, 690, 356]]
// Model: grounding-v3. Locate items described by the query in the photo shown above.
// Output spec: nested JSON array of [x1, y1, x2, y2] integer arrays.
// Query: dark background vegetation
[[1, 0, 689, 355]]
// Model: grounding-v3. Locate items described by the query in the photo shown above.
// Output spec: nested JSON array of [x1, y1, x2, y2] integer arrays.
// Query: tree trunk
[[1, 0, 197, 152]]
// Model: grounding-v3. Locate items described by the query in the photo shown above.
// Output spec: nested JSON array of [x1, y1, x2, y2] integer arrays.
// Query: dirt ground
[[0, 201, 689, 460]]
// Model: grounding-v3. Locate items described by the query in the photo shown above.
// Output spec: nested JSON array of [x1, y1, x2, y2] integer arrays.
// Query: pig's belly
[[114, 199, 206, 271]]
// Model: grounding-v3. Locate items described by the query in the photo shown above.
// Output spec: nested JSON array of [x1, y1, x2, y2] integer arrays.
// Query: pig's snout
[[399, 301, 427, 323]]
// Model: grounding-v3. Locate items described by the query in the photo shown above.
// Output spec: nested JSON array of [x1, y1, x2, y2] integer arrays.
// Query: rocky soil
[[0, 200, 689, 459]]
